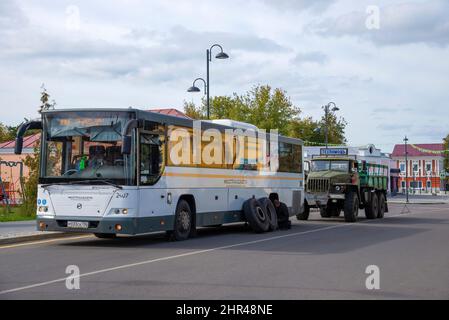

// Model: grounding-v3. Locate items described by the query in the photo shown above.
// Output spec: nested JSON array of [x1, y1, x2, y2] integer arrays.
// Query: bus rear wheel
[[169, 199, 193, 241]]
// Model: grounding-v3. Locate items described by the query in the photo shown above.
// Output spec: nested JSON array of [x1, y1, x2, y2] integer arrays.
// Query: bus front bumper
[[36, 216, 174, 235]]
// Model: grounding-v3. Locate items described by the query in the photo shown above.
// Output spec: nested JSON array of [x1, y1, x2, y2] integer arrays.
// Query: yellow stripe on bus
[[163, 172, 303, 181]]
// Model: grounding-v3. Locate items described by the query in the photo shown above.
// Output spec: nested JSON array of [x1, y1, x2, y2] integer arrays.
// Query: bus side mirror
[[121, 119, 142, 154], [15, 120, 42, 155], [122, 136, 132, 155]]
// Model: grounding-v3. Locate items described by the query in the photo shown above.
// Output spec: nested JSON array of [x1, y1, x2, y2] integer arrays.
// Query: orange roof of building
[[0, 133, 40, 150], [149, 108, 191, 119]]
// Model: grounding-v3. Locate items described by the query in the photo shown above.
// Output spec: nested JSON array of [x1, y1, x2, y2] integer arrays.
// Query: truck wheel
[[243, 198, 270, 233], [259, 197, 278, 231], [94, 233, 116, 239], [320, 207, 332, 218], [330, 205, 341, 217], [169, 199, 193, 241], [377, 193, 386, 219], [297, 202, 310, 221], [344, 192, 359, 223], [365, 192, 378, 220]]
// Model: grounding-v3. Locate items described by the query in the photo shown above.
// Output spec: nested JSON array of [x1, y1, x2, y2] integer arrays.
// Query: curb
[[389, 201, 448, 205], [0, 232, 85, 245]]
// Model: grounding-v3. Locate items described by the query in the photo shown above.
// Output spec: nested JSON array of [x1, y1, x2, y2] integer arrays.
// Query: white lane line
[[0, 235, 94, 250], [0, 224, 347, 295], [0, 208, 435, 295]]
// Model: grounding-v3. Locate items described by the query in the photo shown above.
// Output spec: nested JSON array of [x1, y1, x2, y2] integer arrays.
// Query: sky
[[1, 0, 448, 153]]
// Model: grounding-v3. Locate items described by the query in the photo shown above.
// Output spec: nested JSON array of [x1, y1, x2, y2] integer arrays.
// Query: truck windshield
[[40, 111, 136, 185], [311, 160, 349, 173]]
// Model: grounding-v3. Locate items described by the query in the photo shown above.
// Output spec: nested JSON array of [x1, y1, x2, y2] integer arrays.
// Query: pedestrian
[[273, 199, 291, 230]]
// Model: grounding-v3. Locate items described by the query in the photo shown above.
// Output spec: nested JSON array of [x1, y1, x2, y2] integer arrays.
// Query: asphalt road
[[0, 203, 448, 300]]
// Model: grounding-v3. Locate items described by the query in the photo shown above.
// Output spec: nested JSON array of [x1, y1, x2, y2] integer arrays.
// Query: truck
[[297, 152, 389, 223]]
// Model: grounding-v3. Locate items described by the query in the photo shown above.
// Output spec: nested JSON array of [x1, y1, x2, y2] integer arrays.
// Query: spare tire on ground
[[243, 198, 270, 233], [258, 197, 278, 231]]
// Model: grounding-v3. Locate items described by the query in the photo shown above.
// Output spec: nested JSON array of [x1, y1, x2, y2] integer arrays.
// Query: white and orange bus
[[15, 108, 304, 240]]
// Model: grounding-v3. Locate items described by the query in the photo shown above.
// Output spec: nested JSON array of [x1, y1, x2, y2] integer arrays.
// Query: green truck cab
[[298, 156, 388, 222]]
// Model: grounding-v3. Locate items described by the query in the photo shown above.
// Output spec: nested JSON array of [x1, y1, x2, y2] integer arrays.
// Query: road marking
[[0, 235, 94, 250], [0, 207, 441, 295]]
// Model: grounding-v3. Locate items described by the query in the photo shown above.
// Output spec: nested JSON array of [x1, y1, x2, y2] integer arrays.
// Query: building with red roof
[[391, 143, 447, 193]]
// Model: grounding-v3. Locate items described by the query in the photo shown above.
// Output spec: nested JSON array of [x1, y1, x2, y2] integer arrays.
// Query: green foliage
[[444, 134, 449, 172], [21, 141, 40, 216], [184, 84, 347, 144]]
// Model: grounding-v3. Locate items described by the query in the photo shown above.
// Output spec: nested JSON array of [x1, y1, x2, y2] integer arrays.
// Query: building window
[[412, 161, 419, 174], [401, 181, 406, 189], [425, 161, 432, 173], [400, 162, 406, 173], [427, 180, 431, 189]]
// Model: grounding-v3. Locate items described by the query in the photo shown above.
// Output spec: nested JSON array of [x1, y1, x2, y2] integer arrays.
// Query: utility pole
[[404, 136, 409, 203]]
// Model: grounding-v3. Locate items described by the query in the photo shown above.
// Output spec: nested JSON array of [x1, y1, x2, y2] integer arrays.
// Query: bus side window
[[140, 134, 164, 185]]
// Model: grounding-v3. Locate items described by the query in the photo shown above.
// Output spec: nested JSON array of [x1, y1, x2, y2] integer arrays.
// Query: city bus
[[15, 108, 304, 240]]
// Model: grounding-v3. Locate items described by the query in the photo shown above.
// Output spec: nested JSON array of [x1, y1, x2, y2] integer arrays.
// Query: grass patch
[[0, 206, 36, 222]]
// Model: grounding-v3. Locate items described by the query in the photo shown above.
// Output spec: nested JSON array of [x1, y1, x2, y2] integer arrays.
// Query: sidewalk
[[388, 194, 449, 205], [0, 220, 78, 245]]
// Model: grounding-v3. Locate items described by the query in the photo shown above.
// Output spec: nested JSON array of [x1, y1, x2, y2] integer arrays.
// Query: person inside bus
[[88, 145, 106, 168]]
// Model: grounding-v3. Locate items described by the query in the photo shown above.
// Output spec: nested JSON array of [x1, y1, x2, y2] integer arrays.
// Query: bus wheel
[[259, 197, 278, 231], [296, 202, 310, 221], [94, 233, 116, 239], [171, 200, 193, 241], [377, 193, 386, 219], [365, 192, 378, 220], [243, 198, 269, 233], [344, 192, 359, 223]]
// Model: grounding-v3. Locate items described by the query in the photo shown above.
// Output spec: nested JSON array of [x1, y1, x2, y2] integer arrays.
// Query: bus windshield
[[40, 111, 136, 185], [311, 160, 349, 173]]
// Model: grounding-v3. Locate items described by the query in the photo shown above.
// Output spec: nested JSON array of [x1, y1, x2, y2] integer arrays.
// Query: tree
[[39, 84, 56, 114], [184, 84, 347, 144]]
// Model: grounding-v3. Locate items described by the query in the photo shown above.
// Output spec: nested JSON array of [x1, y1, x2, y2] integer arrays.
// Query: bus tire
[[259, 197, 278, 231], [344, 191, 359, 223], [296, 202, 310, 221], [365, 192, 378, 220], [377, 193, 386, 219], [94, 233, 116, 239], [243, 198, 270, 233], [171, 199, 193, 241]]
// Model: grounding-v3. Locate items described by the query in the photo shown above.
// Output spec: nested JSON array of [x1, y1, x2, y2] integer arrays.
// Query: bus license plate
[[67, 221, 89, 229]]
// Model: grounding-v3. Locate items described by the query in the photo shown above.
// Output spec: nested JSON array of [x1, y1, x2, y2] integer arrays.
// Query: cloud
[[310, 0, 449, 46], [261, 0, 335, 12], [291, 51, 328, 65]]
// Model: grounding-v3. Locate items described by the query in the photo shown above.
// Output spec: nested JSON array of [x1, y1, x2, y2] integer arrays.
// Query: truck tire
[[320, 207, 332, 218], [329, 204, 341, 217], [297, 201, 310, 221], [377, 193, 386, 219], [169, 199, 193, 241], [259, 197, 278, 231], [94, 233, 116, 239], [365, 192, 378, 220], [344, 191, 359, 223], [243, 198, 270, 233]]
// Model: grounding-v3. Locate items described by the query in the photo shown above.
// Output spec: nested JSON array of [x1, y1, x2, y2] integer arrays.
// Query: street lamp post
[[404, 136, 409, 203], [323, 102, 339, 149], [187, 44, 229, 119]]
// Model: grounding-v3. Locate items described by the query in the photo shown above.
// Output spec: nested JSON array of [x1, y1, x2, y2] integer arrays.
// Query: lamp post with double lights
[[187, 44, 229, 119], [323, 102, 340, 149]]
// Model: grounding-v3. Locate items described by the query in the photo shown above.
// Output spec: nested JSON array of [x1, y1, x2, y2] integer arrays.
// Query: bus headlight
[[38, 206, 49, 212], [122, 208, 128, 215]]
